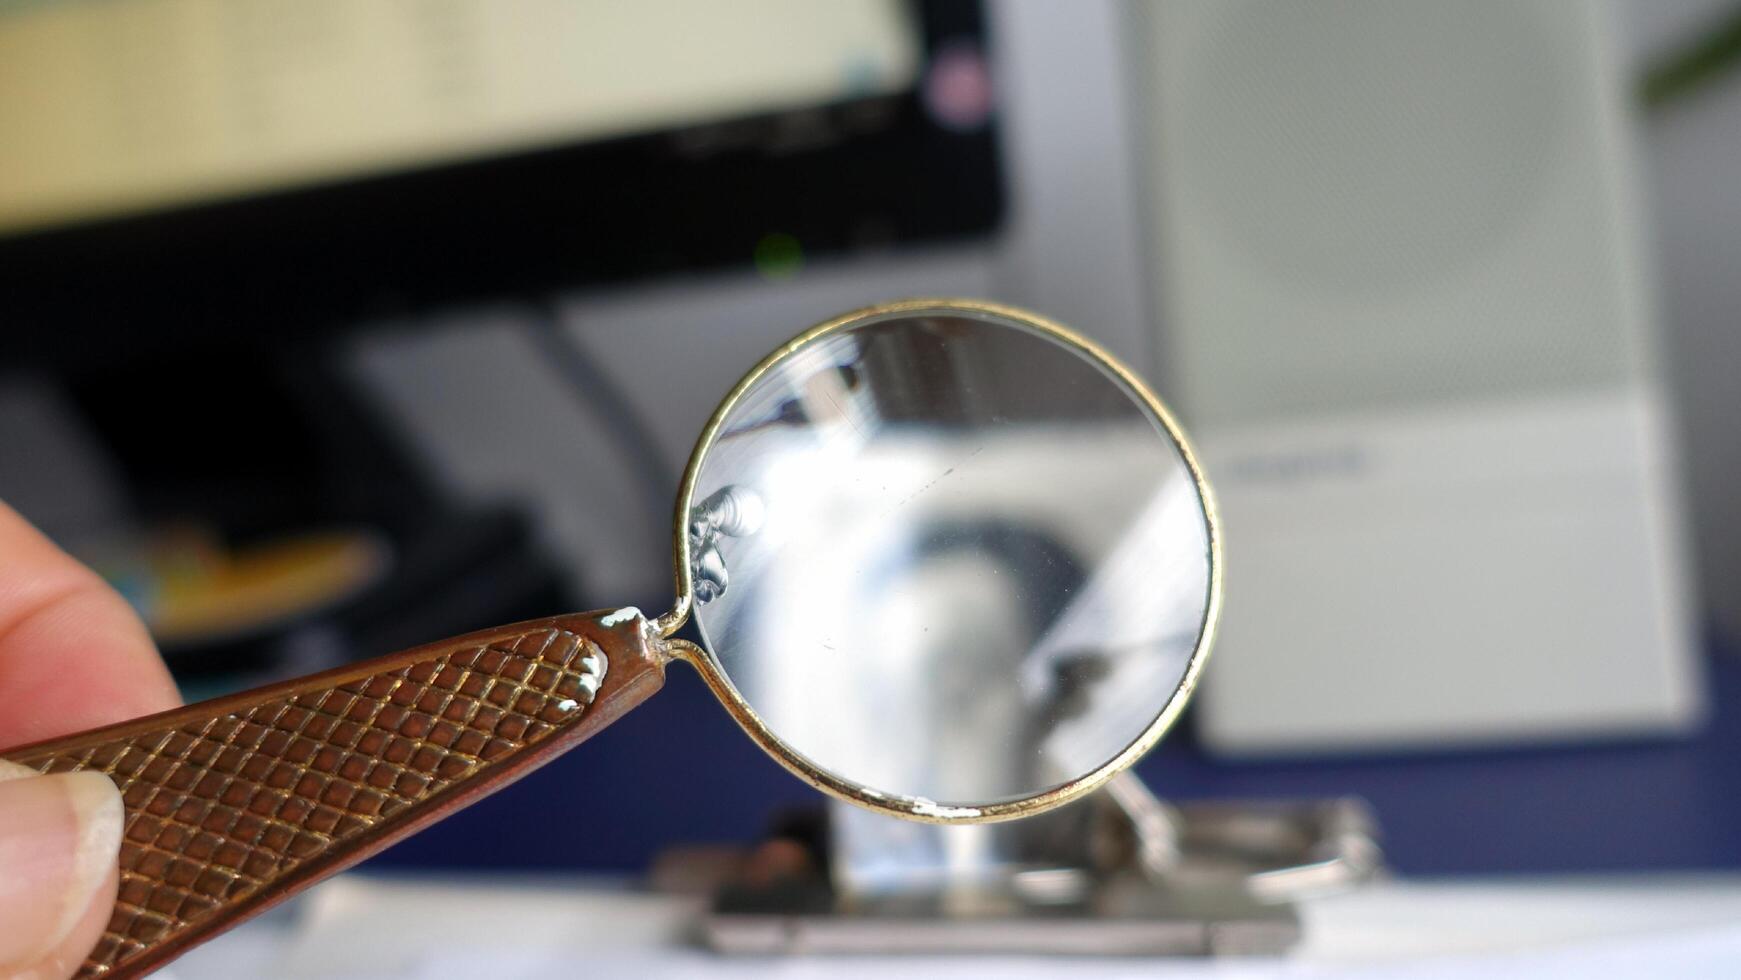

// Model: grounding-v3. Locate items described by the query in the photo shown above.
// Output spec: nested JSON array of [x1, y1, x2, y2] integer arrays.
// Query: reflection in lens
[[689, 308, 1213, 808]]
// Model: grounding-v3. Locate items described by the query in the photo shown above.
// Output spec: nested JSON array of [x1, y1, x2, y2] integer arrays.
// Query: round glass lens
[[687, 306, 1214, 808]]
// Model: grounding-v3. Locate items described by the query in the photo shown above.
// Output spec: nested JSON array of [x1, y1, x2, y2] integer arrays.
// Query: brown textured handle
[[2, 608, 667, 979]]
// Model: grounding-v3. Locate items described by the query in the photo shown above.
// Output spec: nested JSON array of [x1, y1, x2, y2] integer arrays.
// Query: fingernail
[[0, 762, 123, 971]]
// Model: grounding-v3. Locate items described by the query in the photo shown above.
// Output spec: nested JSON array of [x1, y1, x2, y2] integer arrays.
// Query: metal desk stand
[[700, 781, 1382, 956]]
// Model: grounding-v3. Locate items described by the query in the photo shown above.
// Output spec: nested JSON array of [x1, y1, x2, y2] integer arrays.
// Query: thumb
[[0, 760, 122, 979]]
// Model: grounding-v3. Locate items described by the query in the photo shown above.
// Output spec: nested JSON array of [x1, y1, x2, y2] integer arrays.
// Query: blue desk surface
[[372, 633, 1741, 876]]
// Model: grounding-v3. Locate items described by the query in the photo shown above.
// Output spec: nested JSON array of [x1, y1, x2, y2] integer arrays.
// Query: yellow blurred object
[[138, 528, 389, 647]]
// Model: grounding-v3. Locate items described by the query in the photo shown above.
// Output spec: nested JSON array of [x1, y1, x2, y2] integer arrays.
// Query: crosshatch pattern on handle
[[12, 627, 608, 977]]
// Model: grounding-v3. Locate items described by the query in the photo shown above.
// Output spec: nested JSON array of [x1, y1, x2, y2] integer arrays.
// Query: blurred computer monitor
[[0, 0, 1002, 361], [0, 0, 1004, 678]]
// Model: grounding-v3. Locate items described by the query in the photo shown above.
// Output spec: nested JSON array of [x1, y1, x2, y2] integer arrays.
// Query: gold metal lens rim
[[655, 297, 1223, 825]]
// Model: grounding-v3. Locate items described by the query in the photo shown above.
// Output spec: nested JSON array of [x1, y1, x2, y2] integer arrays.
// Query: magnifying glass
[[6, 299, 1221, 978]]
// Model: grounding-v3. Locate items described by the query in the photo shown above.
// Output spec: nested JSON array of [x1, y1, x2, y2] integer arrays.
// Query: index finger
[[0, 500, 180, 750]]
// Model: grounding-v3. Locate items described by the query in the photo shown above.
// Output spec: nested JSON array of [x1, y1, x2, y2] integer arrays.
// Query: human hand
[[0, 502, 180, 980]]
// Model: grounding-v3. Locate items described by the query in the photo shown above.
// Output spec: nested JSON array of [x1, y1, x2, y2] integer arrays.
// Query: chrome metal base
[[697, 797, 1379, 957]]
